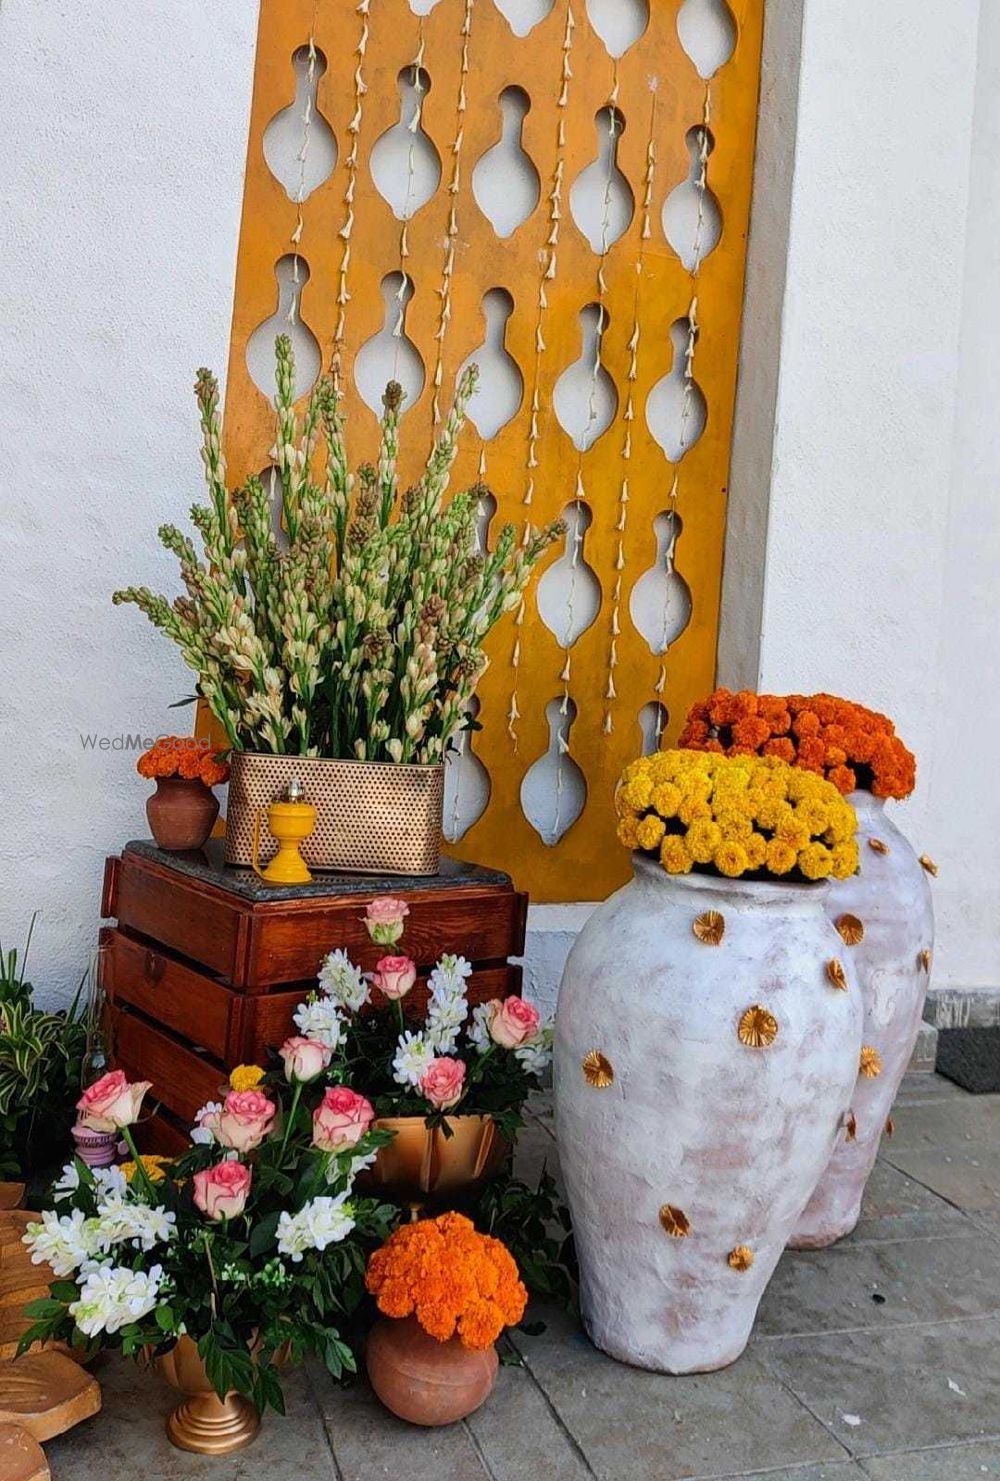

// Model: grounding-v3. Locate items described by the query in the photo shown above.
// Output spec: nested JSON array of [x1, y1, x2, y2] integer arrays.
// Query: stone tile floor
[[48, 1074, 1000, 1480]]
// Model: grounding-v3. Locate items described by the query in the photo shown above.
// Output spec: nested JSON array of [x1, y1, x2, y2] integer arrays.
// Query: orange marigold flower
[[366, 1213, 527, 1351], [763, 737, 796, 763]]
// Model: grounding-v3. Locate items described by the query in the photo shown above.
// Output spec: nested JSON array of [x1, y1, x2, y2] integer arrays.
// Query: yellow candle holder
[[251, 778, 316, 885]]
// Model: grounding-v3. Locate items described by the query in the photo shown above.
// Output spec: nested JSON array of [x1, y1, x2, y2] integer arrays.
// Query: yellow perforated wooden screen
[[220, 0, 764, 902]]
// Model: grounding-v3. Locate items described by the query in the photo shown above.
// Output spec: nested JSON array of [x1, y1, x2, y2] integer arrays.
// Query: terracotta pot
[[146, 777, 219, 852], [555, 856, 864, 1373], [364, 1114, 509, 1204], [158, 1334, 259, 1454], [790, 793, 934, 1248], [366, 1316, 498, 1426]]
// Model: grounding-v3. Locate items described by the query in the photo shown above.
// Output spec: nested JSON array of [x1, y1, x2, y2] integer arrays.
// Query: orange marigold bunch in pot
[[137, 736, 230, 852], [364, 1211, 527, 1426], [678, 689, 915, 799]]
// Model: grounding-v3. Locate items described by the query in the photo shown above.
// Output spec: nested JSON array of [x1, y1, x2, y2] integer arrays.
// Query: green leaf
[[249, 1209, 281, 1258], [155, 1304, 176, 1333]]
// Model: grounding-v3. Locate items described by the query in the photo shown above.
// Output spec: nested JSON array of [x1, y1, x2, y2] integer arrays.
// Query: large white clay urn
[[555, 856, 863, 1374], [790, 793, 935, 1248]]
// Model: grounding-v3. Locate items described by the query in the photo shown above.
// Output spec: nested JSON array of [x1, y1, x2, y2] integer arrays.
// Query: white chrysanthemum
[[23, 1208, 105, 1278], [52, 1161, 82, 1202], [318, 948, 368, 1013], [516, 1025, 554, 1078], [392, 1030, 436, 1089], [93, 1165, 128, 1198], [428, 954, 472, 997], [276, 1194, 355, 1263], [467, 1001, 493, 1054], [94, 1200, 177, 1253], [69, 1262, 163, 1337], [293, 996, 343, 1049], [190, 1101, 222, 1145]]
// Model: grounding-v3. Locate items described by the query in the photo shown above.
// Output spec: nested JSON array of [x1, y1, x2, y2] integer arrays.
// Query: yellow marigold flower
[[617, 816, 641, 849], [650, 782, 683, 818], [744, 833, 767, 869], [230, 1063, 266, 1092], [636, 814, 667, 851], [120, 1154, 170, 1184], [776, 814, 810, 850], [830, 841, 860, 879], [753, 798, 784, 831], [678, 797, 712, 827], [825, 803, 857, 846], [620, 774, 653, 811], [686, 819, 723, 864], [659, 835, 693, 874], [714, 841, 750, 877], [716, 809, 755, 841], [682, 772, 714, 803], [785, 772, 813, 803], [766, 838, 797, 875], [794, 799, 830, 835], [798, 842, 834, 880]]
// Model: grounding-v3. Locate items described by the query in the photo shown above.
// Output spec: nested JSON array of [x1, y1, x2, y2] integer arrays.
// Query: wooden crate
[[101, 841, 527, 1153]]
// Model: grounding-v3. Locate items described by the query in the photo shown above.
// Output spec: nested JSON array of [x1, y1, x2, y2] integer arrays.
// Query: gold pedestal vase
[[158, 1336, 260, 1455], [364, 1114, 509, 1206]]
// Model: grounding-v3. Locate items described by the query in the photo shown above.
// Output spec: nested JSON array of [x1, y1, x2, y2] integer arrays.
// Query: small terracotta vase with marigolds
[[364, 1211, 527, 1426], [147, 777, 220, 851], [138, 737, 229, 851]]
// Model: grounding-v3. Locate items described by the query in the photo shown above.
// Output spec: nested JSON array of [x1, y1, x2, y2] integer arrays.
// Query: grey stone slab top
[[122, 838, 512, 904]]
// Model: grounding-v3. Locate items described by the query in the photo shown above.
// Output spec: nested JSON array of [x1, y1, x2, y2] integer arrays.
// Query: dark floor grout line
[[304, 1361, 348, 1481], [759, 1365, 857, 1468], [755, 1309, 1000, 1345], [511, 1343, 601, 1478], [786, 1225, 985, 1252], [461, 1416, 501, 1480], [878, 1152, 987, 1216], [855, 1430, 1000, 1472]]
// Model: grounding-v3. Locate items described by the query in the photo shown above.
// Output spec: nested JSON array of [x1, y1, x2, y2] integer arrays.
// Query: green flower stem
[[278, 1081, 304, 1163], [120, 1124, 159, 1203]]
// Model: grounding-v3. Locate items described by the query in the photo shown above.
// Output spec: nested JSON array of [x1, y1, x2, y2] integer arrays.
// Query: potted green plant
[[113, 340, 561, 874], [0, 920, 87, 1182]]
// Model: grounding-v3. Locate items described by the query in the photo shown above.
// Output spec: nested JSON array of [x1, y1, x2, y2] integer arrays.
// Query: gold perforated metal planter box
[[225, 753, 445, 876]]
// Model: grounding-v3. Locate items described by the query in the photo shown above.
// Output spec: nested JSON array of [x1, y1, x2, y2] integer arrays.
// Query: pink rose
[[312, 1086, 375, 1152], [420, 1056, 466, 1111], [363, 895, 410, 946], [76, 1070, 152, 1132], [192, 1159, 252, 1221], [488, 996, 541, 1051], [209, 1090, 276, 1153], [370, 954, 417, 1002], [279, 1036, 332, 1084]]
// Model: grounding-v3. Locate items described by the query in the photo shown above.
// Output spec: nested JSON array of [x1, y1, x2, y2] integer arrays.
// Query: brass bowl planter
[[226, 753, 444, 875], [158, 1335, 259, 1455], [365, 1115, 510, 1203]]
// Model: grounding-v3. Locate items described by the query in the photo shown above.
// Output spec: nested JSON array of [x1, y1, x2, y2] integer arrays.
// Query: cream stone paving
[[44, 1076, 1000, 1481]]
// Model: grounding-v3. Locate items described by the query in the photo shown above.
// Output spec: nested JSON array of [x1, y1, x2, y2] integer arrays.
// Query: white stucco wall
[[0, 2, 258, 1004], [737, 0, 1000, 1016], [1, 1, 996, 1020]]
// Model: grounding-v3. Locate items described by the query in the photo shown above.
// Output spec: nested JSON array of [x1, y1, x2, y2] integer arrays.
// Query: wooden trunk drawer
[[110, 1009, 222, 1126], [111, 852, 246, 980], [101, 928, 233, 1061], [247, 889, 526, 987]]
